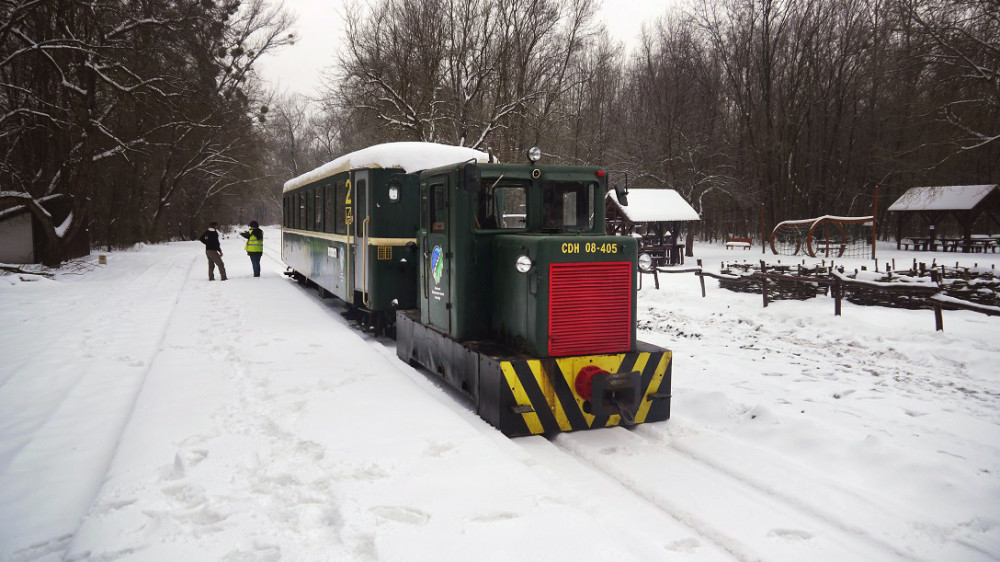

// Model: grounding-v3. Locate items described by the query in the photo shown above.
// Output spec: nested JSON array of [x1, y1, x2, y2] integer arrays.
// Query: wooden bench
[[725, 237, 752, 250]]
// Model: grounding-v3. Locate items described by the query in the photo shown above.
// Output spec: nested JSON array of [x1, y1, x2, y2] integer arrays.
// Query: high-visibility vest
[[245, 231, 263, 253]]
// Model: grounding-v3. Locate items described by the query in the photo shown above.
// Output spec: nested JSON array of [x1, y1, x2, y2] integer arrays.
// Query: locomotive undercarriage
[[396, 309, 672, 437]]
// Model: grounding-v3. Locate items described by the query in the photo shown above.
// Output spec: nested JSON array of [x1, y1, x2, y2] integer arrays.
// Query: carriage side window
[[314, 188, 323, 231], [475, 182, 526, 230], [430, 183, 446, 233], [305, 189, 314, 231], [324, 185, 335, 233], [335, 181, 347, 234], [297, 192, 307, 229]]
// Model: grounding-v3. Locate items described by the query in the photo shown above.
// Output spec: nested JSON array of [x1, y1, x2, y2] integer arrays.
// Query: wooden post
[[833, 276, 842, 316], [760, 203, 766, 255], [934, 304, 944, 331], [697, 259, 706, 297], [872, 184, 878, 260], [760, 260, 769, 307]]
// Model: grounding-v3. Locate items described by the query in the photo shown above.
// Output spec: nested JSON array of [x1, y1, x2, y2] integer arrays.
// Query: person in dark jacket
[[198, 221, 227, 281], [240, 220, 264, 277]]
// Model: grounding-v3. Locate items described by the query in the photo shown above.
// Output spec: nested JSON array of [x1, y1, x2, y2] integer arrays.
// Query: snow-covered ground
[[1, 233, 998, 561]]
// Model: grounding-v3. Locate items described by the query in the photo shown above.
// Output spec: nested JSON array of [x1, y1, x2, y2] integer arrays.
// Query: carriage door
[[425, 180, 451, 332], [352, 171, 370, 306]]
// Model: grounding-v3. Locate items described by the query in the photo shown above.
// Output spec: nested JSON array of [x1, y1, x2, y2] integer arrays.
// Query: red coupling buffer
[[574, 365, 607, 402], [575, 365, 641, 425]]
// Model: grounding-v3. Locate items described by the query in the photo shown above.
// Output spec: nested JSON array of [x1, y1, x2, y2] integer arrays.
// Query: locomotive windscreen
[[542, 181, 596, 231]]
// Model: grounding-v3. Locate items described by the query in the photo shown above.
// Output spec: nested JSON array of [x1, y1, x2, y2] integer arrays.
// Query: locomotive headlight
[[515, 255, 533, 273], [527, 146, 542, 163], [388, 185, 400, 201], [638, 253, 654, 272]]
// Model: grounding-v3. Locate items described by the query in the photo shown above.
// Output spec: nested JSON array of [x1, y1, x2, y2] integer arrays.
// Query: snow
[[886, 184, 999, 212], [607, 188, 701, 222], [282, 143, 491, 193], [1, 235, 999, 561]]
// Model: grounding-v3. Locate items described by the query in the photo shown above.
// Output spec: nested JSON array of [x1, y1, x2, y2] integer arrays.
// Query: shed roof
[[607, 188, 700, 222], [886, 184, 1000, 212]]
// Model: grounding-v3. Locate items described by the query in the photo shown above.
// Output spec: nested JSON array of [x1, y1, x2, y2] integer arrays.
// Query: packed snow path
[[1, 235, 998, 561]]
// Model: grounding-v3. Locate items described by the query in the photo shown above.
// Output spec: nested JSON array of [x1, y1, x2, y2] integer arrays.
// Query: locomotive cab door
[[423, 179, 451, 333], [351, 171, 370, 307]]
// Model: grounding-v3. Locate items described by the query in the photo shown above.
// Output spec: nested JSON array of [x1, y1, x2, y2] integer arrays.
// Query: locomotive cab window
[[476, 181, 526, 230], [430, 183, 446, 233], [542, 181, 596, 231]]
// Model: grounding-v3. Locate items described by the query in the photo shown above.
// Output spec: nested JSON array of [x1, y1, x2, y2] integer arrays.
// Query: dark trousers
[[206, 250, 227, 280], [249, 252, 262, 277]]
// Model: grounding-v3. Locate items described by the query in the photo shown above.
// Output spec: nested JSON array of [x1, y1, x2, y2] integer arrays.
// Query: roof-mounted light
[[527, 147, 542, 163]]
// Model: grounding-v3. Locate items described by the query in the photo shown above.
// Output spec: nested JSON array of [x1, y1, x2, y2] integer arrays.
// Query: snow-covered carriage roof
[[283, 142, 490, 193], [606, 188, 700, 223], [886, 184, 1000, 212]]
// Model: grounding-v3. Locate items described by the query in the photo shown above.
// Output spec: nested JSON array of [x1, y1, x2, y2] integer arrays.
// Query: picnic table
[[641, 243, 686, 266], [901, 236, 998, 253]]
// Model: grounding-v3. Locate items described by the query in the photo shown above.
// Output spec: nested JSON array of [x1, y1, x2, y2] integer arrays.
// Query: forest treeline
[[2, 0, 998, 263]]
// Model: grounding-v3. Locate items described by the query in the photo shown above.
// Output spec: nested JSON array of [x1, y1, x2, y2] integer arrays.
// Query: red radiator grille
[[548, 261, 633, 357]]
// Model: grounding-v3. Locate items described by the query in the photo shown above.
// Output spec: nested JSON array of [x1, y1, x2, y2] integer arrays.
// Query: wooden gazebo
[[887, 184, 1000, 251], [606, 188, 700, 265]]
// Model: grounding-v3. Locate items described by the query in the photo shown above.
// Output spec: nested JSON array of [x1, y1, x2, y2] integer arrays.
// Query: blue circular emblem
[[430, 245, 444, 284]]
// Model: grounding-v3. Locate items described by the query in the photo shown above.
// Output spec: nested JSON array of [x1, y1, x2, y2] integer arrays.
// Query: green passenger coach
[[282, 142, 672, 437]]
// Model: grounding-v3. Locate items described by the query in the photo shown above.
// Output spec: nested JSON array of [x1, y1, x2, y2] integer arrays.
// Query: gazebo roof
[[886, 184, 1000, 212], [606, 188, 700, 223]]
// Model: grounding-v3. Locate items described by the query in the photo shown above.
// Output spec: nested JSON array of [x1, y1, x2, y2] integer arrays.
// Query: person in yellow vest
[[240, 220, 264, 277]]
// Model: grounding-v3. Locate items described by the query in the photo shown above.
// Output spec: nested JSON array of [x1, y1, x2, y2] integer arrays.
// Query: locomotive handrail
[[422, 233, 430, 300], [362, 216, 371, 308]]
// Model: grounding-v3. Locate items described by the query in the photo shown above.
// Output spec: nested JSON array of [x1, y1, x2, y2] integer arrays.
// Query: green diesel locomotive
[[282, 142, 671, 437]]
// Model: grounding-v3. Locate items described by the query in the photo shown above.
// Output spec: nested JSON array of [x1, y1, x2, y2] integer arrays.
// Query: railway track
[[540, 425, 919, 561]]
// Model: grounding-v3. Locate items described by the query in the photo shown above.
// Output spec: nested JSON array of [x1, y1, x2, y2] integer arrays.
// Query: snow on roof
[[886, 184, 1000, 212], [607, 188, 700, 222], [283, 142, 490, 193]]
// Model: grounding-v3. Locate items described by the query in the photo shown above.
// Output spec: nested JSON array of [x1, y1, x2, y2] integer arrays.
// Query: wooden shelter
[[0, 198, 89, 264], [606, 188, 700, 265], [887, 184, 1000, 252]]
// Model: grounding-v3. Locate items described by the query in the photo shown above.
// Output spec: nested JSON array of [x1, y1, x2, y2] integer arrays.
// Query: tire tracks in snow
[[1, 251, 198, 561]]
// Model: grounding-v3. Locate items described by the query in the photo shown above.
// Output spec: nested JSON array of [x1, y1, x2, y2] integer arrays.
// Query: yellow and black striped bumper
[[488, 347, 672, 436]]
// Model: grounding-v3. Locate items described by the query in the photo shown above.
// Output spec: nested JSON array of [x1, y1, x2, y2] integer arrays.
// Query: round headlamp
[[527, 146, 542, 163], [515, 255, 533, 273], [638, 253, 654, 272]]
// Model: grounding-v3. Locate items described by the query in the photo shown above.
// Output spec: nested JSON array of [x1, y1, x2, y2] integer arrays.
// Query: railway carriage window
[[297, 192, 307, 229], [324, 185, 335, 233], [314, 188, 323, 231], [542, 181, 595, 231], [430, 183, 446, 233], [335, 181, 347, 234], [305, 189, 314, 231]]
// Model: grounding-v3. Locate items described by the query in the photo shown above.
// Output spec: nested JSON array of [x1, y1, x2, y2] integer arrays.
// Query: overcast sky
[[258, 0, 678, 98]]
